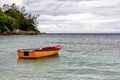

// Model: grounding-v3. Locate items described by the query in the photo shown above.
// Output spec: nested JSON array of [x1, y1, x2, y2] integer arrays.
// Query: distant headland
[[0, 3, 44, 35]]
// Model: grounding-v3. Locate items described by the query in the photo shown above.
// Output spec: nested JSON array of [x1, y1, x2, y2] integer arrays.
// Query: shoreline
[[0, 29, 46, 35]]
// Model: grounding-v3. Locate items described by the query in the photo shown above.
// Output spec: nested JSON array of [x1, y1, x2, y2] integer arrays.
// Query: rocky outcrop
[[0, 29, 41, 35], [12, 29, 41, 35], [12, 29, 26, 35]]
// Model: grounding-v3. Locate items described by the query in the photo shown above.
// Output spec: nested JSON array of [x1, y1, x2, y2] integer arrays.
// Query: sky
[[0, 0, 120, 33]]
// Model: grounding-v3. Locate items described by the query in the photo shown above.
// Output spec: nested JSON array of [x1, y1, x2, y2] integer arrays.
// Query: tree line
[[0, 3, 39, 33]]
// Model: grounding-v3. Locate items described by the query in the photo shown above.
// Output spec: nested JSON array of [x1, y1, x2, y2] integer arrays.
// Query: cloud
[[38, 22, 120, 33], [38, 13, 120, 33], [0, 0, 23, 6], [39, 13, 120, 23], [36, 0, 120, 33], [0, 0, 120, 33], [22, 0, 120, 16]]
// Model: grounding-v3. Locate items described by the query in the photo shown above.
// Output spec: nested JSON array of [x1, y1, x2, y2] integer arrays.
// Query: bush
[[0, 3, 39, 32]]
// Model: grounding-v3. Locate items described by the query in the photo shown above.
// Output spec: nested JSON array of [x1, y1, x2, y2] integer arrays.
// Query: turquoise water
[[0, 34, 120, 80]]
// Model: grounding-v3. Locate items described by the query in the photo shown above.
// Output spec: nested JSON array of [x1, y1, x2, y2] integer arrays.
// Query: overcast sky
[[0, 0, 120, 33]]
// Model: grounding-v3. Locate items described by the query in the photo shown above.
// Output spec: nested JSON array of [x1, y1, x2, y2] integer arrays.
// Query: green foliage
[[0, 3, 39, 32], [0, 9, 19, 32]]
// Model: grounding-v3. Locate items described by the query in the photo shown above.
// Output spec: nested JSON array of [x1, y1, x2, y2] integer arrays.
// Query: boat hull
[[17, 49, 60, 58]]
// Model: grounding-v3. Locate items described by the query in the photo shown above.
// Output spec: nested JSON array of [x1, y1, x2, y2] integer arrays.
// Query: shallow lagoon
[[0, 34, 120, 80]]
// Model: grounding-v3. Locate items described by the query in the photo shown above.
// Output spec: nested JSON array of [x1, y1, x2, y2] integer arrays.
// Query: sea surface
[[0, 34, 120, 80]]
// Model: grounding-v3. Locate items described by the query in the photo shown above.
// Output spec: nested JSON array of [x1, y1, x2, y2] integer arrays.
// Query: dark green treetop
[[0, 3, 39, 32]]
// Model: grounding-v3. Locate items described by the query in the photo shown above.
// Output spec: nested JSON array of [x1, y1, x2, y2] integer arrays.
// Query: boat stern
[[17, 49, 35, 58]]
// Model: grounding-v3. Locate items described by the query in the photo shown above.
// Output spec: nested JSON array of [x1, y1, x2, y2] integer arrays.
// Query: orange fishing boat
[[17, 45, 62, 58]]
